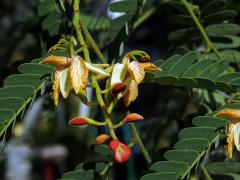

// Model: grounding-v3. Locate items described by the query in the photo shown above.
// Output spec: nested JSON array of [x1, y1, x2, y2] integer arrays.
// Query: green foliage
[[148, 51, 240, 92], [140, 114, 228, 179], [0, 58, 54, 138]]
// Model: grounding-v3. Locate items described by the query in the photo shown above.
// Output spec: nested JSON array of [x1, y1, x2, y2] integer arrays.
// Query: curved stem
[[79, 16, 108, 64], [181, 0, 221, 60], [72, 0, 117, 140], [129, 123, 152, 165], [133, 6, 157, 30]]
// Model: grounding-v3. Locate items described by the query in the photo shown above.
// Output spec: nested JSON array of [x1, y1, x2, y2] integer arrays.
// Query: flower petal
[[217, 109, 240, 124], [124, 113, 144, 123], [123, 80, 138, 106], [52, 70, 60, 106], [110, 63, 127, 88], [41, 55, 70, 67], [141, 62, 161, 71], [59, 67, 72, 98], [234, 122, 240, 151], [111, 83, 126, 95], [109, 139, 119, 151], [69, 117, 88, 125], [96, 134, 110, 145], [226, 123, 235, 159], [70, 56, 89, 94], [127, 61, 145, 84]]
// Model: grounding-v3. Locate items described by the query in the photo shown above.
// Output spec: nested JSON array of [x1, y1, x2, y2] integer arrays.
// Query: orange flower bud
[[69, 117, 89, 125], [109, 140, 131, 163], [96, 134, 110, 145], [217, 109, 240, 124], [41, 55, 71, 67], [124, 113, 143, 123], [111, 83, 126, 95]]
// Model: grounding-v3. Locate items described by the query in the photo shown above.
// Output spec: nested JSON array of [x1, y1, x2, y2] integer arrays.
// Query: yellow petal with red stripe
[[141, 62, 161, 71], [123, 80, 138, 106], [70, 56, 89, 94], [52, 70, 61, 106], [127, 61, 145, 84]]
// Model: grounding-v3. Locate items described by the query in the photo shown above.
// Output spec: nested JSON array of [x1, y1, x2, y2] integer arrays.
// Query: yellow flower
[[110, 51, 161, 106], [217, 109, 240, 159], [41, 55, 89, 106]]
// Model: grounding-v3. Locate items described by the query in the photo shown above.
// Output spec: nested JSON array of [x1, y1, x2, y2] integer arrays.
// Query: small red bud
[[124, 113, 144, 123], [69, 117, 88, 125], [96, 134, 110, 145], [109, 139, 131, 163], [111, 83, 126, 95], [109, 139, 119, 151]]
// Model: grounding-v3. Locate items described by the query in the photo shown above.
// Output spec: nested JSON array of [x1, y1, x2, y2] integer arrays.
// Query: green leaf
[[18, 63, 54, 75], [213, 35, 240, 49], [206, 162, 240, 174], [192, 116, 228, 128], [4, 74, 44, 88], [140, 172, 177, 180], [167, 52, 197, 76], [178, 127, 217, 141], [182, 59, 213, 77], [222, 103, 240, 109], [0, 97, 25, 112], [199, 60, 229, 79], [156, 55, 181, 76], [150, 161, 189, 176], [208, 50, 240, 62], [62, 170, 94, 180], [206, 24, 240, 36], [168, 15, 194, 26], [109, 0, 138, 13], [82, 15, 110, 32], [203, 10, 237, 25], [38, 0, 56, 16], [216, 72, 240, 82], [42, 11, 61, 36], [168, 28, 199, 42], [110, 14, 132, 31], [0, 86, 35, 99], [0, 109, 15, 124], [164, 150, 199, 164], [154, 76, 179, 85], [174, 138, 210, 152], [202, 0, 227, 15]]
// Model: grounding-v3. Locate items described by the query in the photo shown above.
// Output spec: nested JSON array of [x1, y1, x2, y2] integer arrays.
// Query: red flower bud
[[124, 113, 143, 123], [96, 134, 110, 145], [111, 83, 126, 95], [69, 117, 88, 125], [109, 139, 131, 163]]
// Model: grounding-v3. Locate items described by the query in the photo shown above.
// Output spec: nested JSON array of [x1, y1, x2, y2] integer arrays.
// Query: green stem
[[133, 6, 157, 30], [73, 0, 91, 63], [73, 0, 117, 140], [181, 0, 221, 60], [201, 165, 213, 180], [69, 36, 75, 57], [129, 123, 152, 165], [79, 16, 108, 64]]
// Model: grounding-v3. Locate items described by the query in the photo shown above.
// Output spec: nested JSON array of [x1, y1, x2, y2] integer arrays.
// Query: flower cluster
[[42, 51, 156, 163], [110, 51, 161, 106]]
